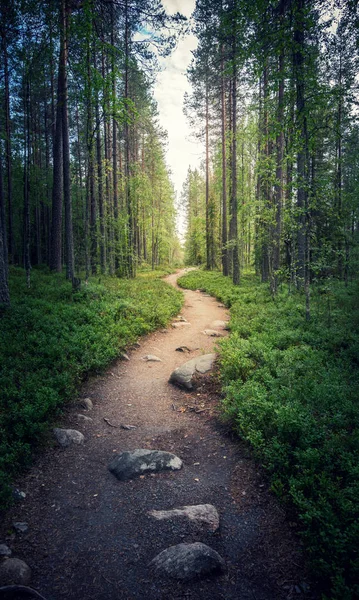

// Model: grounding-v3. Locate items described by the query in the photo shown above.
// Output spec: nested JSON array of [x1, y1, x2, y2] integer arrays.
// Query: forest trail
[[1, 270, 311, 600]]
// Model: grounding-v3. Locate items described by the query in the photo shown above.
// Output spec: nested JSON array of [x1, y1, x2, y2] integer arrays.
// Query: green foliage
[[0, 268, 182, 509], [179, 269, 359, 600]]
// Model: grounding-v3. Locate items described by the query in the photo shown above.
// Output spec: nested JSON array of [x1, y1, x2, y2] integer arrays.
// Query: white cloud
[[153, 0, 203, 236]]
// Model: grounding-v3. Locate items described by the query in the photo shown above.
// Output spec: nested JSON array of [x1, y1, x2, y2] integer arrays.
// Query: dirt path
[[1, 270, 313, 600]]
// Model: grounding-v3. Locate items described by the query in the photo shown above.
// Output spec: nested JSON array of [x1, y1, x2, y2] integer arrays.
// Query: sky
[[153, 0, 202, 235]]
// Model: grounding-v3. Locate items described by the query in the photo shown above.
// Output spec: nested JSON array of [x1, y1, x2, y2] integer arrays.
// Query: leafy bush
[[0, 268, 182, 509], [179, 270, 359, 600]]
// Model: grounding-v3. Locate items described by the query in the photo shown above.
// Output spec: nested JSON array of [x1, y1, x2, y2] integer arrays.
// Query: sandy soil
[[0, 270, 315, 600]]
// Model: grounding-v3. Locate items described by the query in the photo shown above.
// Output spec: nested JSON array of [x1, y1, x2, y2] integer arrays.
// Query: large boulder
[[109, 449, 183, 481], [0, 558, 32, 586], [53, 429, 84, 448], [148, 504, 219, 532], [150, 542, 225, 581], [169, 354, 216, 390]]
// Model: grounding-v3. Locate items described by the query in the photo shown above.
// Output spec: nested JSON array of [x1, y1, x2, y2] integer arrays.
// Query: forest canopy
[[0, 0, 186, 304]]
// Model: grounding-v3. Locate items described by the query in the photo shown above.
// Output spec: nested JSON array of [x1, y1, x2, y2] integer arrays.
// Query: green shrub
[[179, 269, 359, 600], [0, 268, 183, 509]]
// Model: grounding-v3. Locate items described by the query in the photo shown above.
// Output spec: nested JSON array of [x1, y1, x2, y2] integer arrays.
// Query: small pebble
[[0, 544, 12, 557], [12, 522, 28, 534]]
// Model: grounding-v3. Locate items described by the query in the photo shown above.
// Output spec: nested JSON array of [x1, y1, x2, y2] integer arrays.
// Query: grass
[[178, 269, 359, 600], [0, 267, 183, 509]]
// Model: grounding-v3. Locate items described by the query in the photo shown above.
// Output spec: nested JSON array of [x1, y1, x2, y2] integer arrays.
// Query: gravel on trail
[[0, 270, 315, 600]]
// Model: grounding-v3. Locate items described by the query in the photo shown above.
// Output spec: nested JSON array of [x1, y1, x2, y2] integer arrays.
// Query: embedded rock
[[169, 354, 216, 390], [202, 329, 224, 338], [76, 414, 93, 423], [175, 346, 191, 353], [12, 522, 28, 534], [172, 322, 191, 328], [109, 449, 182, 481], [0, 558, 32, 586], [142, 355, 162, 362], [150, 542, 225, 581], [148, 504, 219, 532], [211, 320, 229, 330], [174, 316, 187, 322], [0, 545, 11, 557], [79, 398, 93, 410], [53, 428, 84, 448], [12, 488, 26, 501]]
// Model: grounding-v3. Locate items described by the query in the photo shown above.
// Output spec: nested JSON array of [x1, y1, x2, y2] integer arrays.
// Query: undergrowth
[[179, 269, 359, 600], [0, 267, 182, 510]]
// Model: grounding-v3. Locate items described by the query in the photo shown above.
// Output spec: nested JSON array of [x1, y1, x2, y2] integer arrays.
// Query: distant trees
[[183, 0, 359, 304], [0, 0, 185, 302]]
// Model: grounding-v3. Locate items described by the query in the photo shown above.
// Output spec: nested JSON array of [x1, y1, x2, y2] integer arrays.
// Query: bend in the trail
[[0, 270, 313, 600]]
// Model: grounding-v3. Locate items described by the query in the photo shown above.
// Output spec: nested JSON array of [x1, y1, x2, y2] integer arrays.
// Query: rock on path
[[148, 504, 219, 532], [150, 542, 225, 581], [108, 449, 183, 481], [169, 354, 216, 390], [142, 355, 162, 362], [0, 558, 32, 586], [202, 329, 225, 337], [53, 429, 84, 448]]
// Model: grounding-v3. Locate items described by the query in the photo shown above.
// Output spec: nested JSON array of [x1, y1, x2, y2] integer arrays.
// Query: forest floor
[[0, 270, 315, 600]]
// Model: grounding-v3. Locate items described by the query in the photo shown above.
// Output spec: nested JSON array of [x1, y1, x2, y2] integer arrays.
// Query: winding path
[[0, 270, 311, 600]]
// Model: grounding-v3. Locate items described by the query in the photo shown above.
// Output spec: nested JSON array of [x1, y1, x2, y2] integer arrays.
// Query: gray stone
[[13, 522, 28, 534], [53, 428, 85, 448], [79, 397, 93, 410], [142, 355, 162, 362], [109, 449, 182, 481], [148, 504, 219, 532], [120, 353, 130, 361], [150, 542, 225, 581], [202, 329, 224, 337], [211, 320, 229, 330], [12, 488, 26, 501], [0, 558, 32, 585], [175, 346, 191, 353], [174, 315, 187, 322], [0, 545, 11, 557], [76, 414, 93, 423], [172, 322, 191, 328], [169, 354, 216, 390]]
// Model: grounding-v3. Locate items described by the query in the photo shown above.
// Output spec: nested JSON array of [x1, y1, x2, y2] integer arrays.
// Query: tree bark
[[230, 31, 240, 285], [271, 12, 285, 295], [205, 70, 210, 270], [49, 58, 63, 272], [61, 0, 74, 282], [95, 51, 106, 274], [294, 0, 307, 288], [221, 43, 228, 276], [124, 0, 135, 277], [2, 31, 14, 263], [0, 147, 10, 305]]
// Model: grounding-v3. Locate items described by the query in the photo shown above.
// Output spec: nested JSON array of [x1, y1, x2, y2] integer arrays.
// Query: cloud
[[153, 0, 203, 237]]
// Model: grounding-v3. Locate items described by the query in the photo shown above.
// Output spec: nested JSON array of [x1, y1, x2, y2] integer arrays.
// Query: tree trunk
[[23, 75, 31, 288], [271, 20, 285, 295], [61, 0, 74, 282], [95, 52, 106, 274], [2, 32, 14, 263], [221, 45, 228, 276], [230, 31, 240, 285], [112, 1, 118, 273], [0, 147, 9, 305], [294, 0, 307, 288], [124, 0, 135, 277], [50, 58, 63, 272], [205, 69, 210, 270]]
